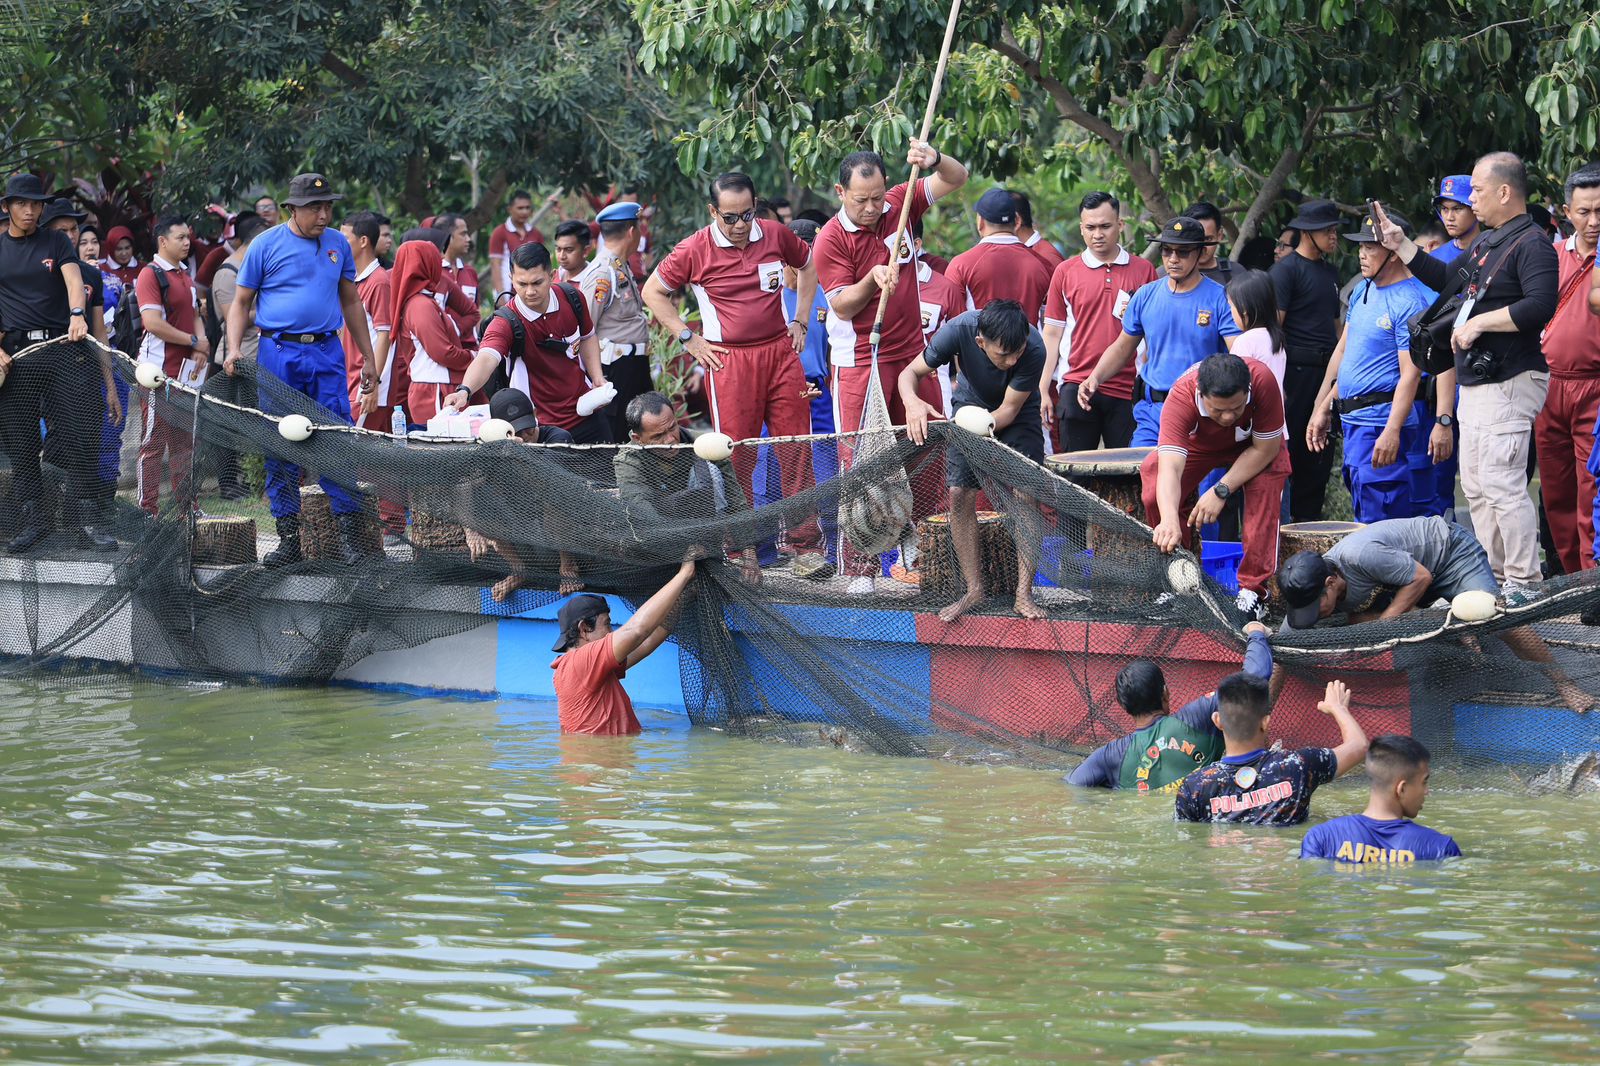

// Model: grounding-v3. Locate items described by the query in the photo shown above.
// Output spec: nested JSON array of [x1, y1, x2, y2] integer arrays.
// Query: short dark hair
[[1008, 190, 1033, 228], [754, 197, 777, 220], [975, 299, 1030, 353], [1080, 191, 1120, 215], [373, 212, 391, 227], [1417, 219, 1449, 242], [1224, 271, 1283, 350], [769, 196, 791, 211], [1184, 200, 1224, 226], [910, 218, 924, 241], [1565, 165, 1600, 204], [797, 208, 829, 225], [1366, 734, 1431, 785], [434, 212, 466, 236], [1477, 151, 1528, 199], [598, 218, 636, 240], [838, 151, 887, 189], [401, 226, 448, 252], [1115, 660, 1165, 716], [554, 219, 591, 244], [343, 210, 381, 248], [153, 214, 188, 240], [254, 193, 276, 208], [1215, 672, 1272, 739], [509, 189, 533, 204], [235, 215, 270, 245], [1197, 353, 1251, 398], [708, 172, 756, 206], [79, 223, 101, 241], [510, 241, 551, 272], [625, 390, 674, 433]]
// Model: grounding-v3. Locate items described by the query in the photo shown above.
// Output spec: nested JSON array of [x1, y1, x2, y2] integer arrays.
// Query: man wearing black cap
[[223, 173, 378, 566], [1271, 198, 1344, 523], [550, 556, 699, 735], [943, 188, 1052, 326], [1077, 216, 1239, 447], [0, 174, 103, 553], [1304, 208, 1434, 524]]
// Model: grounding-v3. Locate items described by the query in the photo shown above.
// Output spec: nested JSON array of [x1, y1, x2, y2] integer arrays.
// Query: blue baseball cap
[[596, 201, 642, 223], [1433, 175, 1472, 207], [974, 187, 1017, 225]]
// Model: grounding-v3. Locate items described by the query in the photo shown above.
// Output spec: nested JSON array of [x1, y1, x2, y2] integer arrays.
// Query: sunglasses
[[717, 209, 756, 226], [1159, 245, 1201, 258]]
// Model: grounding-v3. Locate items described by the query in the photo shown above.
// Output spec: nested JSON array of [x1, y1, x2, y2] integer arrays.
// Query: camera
[[1464, 347, 1501, 379]]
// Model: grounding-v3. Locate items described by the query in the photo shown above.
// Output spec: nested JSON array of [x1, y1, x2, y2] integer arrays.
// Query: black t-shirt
[[1270, 251, 1340, 353], [79, 260, 105, 312], [0, 227, 79, 332], [923, 310, 1046, 413]]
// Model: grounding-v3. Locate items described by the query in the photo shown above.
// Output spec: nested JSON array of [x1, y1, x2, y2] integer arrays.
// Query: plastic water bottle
[[391, 405, 407, 442]]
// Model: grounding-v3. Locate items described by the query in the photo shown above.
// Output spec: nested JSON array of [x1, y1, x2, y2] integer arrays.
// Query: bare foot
[[559, 570, 584, 595], [938, 588, 985, 624], [1555, 680, 1595, 715], [1014, 592, 1046, 620], [492, 574, 526, 603]]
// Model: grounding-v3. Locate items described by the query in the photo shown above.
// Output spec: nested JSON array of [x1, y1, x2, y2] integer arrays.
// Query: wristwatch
[[454, 384, 471, 396], [1213, 482, 1232, 501], [678, 327, 695, 346], [1436, 414, 1456, 428], [189, 334, 199, 347], [69, 308, 85, 317]]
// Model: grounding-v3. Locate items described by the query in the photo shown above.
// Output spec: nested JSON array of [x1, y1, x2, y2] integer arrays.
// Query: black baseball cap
[[489, 387, 539, 434], [1278, 551, 1333, 629], [553, 594, 610, 652]]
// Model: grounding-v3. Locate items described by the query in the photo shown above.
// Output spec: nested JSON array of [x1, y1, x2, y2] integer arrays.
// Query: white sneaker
[[846, 576, 876, 596], [899, 534, 920, 572], [1234, 588, 1266, 622]]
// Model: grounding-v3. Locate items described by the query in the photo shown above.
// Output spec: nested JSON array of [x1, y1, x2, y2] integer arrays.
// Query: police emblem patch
[[327, 250, 339, 264], [1196, 309, 1212, 327]]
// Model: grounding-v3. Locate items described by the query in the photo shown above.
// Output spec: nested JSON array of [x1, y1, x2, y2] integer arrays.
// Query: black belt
[[261, 329, 337, 344], [1134, 375, 1170, 404], [3, 328, 54, 344], [1286, 346, 1334, 368], [1335, 390, 1395, 415]]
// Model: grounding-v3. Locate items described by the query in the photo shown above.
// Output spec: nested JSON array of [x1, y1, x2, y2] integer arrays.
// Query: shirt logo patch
[[593, 276, 612, 304], [41, 257, 54, 271], [1377, 313, 1392, 330], [1196, 309, 1212, 327], [327, 250, 339, 264]]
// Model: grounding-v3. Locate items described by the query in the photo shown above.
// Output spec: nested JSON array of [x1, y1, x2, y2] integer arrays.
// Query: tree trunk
[[1235, 106, 1322, 246], [400, 152, 430, 218], [465, 168, 510, 233]]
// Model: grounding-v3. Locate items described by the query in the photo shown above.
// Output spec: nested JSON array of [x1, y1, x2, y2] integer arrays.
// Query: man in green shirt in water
[[1066, 621, 1273, 793]]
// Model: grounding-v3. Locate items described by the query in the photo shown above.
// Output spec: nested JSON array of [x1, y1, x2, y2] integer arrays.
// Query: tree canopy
[[639, 0, 1600, 240]]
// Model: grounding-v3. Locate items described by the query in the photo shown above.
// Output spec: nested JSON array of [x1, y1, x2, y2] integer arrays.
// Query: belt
[[599, 341, 647, 365], [1134, 375, 1170, 404], [1335, 390, 1395, 415], [261, 329, 337, 344], [4, 328, 53, 344], [1286, 346, 1334, 368]]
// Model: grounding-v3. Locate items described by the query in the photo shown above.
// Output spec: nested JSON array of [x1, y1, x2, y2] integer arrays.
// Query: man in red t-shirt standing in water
[[550, 556, 699, 735], [642, 172, 826, 565], [814, 141, 968, 592]]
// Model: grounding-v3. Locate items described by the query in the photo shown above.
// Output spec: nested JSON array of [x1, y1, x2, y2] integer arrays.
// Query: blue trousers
[[258, 334, 360, 519], [1342, 418, 1418, 524], [98, 373, 131, 492], [1131, 397, 1163, 447]]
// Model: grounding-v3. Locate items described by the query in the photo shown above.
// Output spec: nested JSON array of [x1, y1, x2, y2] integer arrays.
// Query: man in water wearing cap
[[464, 387, 583, 601], [1277, 517, 1594, 712], [224, 173, 379, 566], [0, 174, 107, 553], [1271, 198, 1344, 523], [578, 201, 654, 442], [550, 556, 700, 735], [1077, 216, 1239, 447], [1430, 175, 1481, 262], [1304, 207, 1435, 524], [942, 188, 1052, 326]]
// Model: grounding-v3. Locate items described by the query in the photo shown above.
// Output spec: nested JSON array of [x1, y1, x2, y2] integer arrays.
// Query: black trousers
[[605, 353, 655, 443], [0, 334, 107, 512], [1056, 381, 1135, 451], [1283, 352, 1336, 523]]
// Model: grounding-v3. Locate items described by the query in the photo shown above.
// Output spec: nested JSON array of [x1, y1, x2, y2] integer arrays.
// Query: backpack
[[201, 261, 237, 354], [487, 281, 585, 397], [114, 264, 173, 357]]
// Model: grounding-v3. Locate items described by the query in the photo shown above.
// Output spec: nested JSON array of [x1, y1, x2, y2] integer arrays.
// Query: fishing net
[[5, 336, 1600, 778]]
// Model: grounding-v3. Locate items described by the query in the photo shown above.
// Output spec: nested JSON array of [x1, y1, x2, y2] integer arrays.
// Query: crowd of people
[[1, 143, 1598, 627]]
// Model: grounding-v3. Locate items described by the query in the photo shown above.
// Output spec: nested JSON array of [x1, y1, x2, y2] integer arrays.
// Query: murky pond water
[[0, 676, 1596, 1063]]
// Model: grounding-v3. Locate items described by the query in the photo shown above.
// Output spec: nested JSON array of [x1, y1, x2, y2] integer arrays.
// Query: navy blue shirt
[[1175, 745, 1338, 825], [1301, 814, 1461, 862], [1067, 631, 1273, 789]]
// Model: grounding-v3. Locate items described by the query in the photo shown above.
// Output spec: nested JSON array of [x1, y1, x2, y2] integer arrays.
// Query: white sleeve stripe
[[480, 347, 506, 364], [1043, 316, 1068, 328], [1252, 428, 1284, 440], [1156, 444, 1188, 457], [138, 303, 165, 313]]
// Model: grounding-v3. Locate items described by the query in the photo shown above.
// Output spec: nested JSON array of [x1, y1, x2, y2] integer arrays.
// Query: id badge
[[1453, 296, 1476, 328], [757, 260, 784, 293], [1113, 290, 1132, 319]]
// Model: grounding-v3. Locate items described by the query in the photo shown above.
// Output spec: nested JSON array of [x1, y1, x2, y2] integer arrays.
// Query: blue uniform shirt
[[783, 287, 830, 381], [238, 224, 355, 333], [1301, 814, 1461, 862], [1175, 745, 1338, 825], [1338, 276, 1436, 428], [1122, 276, 1239, 391]]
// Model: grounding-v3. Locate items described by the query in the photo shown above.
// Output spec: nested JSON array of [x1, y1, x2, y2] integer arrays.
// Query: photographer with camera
[[1372, 153, 1559, 593]]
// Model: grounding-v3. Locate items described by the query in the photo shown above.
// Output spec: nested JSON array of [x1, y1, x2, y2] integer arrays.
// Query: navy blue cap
[[1278, 551, 1332, 629], [974, 188, 1017, 225], [596, 201, 642, 223]]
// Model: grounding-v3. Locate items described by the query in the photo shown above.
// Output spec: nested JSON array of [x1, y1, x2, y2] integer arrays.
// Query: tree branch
[[1140, 1, 1199, 90], [319, 52, 367, 89], [1236, 105, 1323, 245]]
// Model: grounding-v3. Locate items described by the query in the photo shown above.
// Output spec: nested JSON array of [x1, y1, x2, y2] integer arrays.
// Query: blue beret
[[596, 201, 642, 223]]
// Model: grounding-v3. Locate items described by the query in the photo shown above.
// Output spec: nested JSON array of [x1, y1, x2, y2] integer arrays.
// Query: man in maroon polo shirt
[[135, 216, 206, 516], [944, 188, 1052, 327], [641, 171, 826, 563], [446, 242, 613, 443], [815, 140, 969, 591], [1041, 191, 1157, 450], [488, 190, 548, 294]]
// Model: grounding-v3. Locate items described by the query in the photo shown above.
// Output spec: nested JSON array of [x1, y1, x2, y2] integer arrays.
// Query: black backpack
[[487, 281, 584, 396], [201, 261, 237, 354]]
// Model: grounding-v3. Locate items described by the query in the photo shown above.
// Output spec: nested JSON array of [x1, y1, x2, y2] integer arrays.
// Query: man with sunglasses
[[642, 172, 827, 568], [1077, 216, 1239, 447]]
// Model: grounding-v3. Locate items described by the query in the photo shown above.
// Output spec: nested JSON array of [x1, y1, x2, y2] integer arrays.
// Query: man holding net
[[900, 300, 1047, 622]]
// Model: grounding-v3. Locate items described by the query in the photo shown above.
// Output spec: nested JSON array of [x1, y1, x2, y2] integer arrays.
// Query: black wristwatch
[[1436, 414, 1456, 428], [69, 308, 85, 317], [1213, 482, 1232, 501], [678, 327, 694, 346], [454, 384, 471, 396]]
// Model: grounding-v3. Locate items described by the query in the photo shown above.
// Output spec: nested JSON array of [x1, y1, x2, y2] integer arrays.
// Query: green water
[[1, 677, 1598, 1064]]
